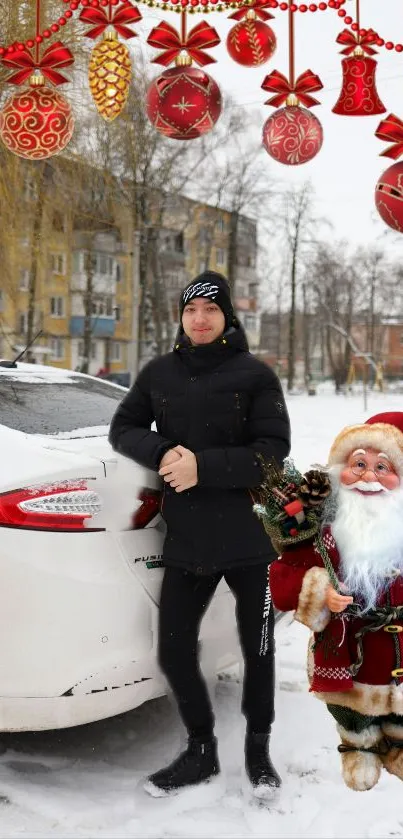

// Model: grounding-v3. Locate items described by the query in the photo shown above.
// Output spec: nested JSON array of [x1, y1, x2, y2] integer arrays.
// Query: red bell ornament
[[375, 162, 403, 233], [332, 54, 386, 116], [0, 75, 74, 159], [227, 12, 276, 68], [146, 61, 221, 141], [263, 104, 323, 165], [332, 29, 386, 117]]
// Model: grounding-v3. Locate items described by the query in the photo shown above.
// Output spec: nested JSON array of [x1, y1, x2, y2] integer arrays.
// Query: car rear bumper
[[0, 678, 167, 732]]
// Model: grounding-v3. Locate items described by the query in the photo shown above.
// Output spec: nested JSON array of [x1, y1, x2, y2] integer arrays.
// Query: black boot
[[144, 736, 220, 797], [245, 731, 282, 797]]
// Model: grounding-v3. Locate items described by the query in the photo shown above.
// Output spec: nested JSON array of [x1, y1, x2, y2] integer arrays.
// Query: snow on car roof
[[0, 362, 127, 389]]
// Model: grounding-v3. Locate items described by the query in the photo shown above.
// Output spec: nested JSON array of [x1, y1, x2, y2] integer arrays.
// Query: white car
[[0, 362, 240, 732]]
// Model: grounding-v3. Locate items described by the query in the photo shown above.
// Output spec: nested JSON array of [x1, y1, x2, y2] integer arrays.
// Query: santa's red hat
[[328, 412, 403, 475]]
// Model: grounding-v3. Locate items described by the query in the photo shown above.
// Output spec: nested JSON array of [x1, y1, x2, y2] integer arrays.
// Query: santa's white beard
[[330, 477, 403, 611]]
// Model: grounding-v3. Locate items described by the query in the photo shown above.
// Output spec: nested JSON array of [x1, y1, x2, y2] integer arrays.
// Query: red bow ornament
[[147, 20, 220, 67], [229, 0, 274, 22], [375, 114, 403, 160], [261, 69, 323, 108], [79, 0, 141, 40], [336, 28, 378, 56], [0, 41, 74, 86]]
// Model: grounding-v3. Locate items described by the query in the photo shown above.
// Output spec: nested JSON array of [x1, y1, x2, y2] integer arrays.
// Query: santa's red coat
[[270, 527, 403, 716]]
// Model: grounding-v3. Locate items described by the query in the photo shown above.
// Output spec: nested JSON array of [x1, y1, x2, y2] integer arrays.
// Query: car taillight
[[132, 489, 161, 529], [0, 480, 104, 532]]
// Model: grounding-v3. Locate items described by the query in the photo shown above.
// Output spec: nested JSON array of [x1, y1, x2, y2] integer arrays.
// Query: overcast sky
[[138, 0, 403, 253]]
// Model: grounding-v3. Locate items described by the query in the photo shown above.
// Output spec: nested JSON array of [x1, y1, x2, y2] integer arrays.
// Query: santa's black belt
[[345, 605, 403, 677]]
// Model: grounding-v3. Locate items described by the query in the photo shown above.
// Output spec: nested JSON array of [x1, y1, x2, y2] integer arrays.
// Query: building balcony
[[69, 316, 115, 338]]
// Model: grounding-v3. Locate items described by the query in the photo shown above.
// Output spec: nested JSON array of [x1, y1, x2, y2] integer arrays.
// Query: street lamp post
[[127, 230, 141, 385]]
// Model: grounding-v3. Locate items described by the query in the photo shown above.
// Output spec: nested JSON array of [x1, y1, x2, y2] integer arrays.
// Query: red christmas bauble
[[0, 83, 74, 160], [375, 161, 403, 233], [262, 105, 323, 165], [146, 66, 222, 141], [226, 19, 276, 67]]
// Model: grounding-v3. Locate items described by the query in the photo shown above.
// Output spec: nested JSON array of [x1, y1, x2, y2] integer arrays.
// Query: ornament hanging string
[[288, 1, 294, 89], [36, 0, 41, 63]]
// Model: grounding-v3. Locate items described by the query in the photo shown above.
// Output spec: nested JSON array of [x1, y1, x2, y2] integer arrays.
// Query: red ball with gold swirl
[[262, 104, 323, 165], [227, 17, 276, 67], [375, 162, 403, 233], [0, 78, 74, 160], [146, 63, 221, 141]]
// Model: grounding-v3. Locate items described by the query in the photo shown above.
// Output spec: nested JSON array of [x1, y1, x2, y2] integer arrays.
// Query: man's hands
[[159, 445, 198, 493], [325, 584, 353, 613], [159, 449, 182, 469]]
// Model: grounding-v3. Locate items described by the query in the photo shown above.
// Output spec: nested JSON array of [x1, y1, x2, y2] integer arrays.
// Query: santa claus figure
[[270, 412, 403, 792]]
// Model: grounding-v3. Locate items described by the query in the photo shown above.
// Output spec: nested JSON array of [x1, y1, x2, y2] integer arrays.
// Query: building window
[[400, 331, 403, 347], [18, 312, 28, 334], [50, 253, 66, 275], [99, 254, 108, 274], [111, 341, 121, 362], [19, 269, 30, 290], [115, 305, 121, 322], [199, 259, 207, 273], [50, 296, 65, 317], [216, 248, 226, 266], [245, 315, 256, 331], [106, 297, 113, 317], [216, 216, 226, 234], [175, 232, 184, 253], [72, 251, 82, 273], [50, 337, 64, 360], [0, 290, 3, 312], [52, 211, 66, 233]]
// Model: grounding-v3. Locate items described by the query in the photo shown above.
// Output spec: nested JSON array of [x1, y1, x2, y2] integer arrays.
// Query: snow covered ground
[[2, 386, 403, 839]]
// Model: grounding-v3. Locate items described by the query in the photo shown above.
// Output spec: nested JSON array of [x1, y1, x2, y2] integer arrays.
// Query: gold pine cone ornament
[[89, 30, 132, 121]]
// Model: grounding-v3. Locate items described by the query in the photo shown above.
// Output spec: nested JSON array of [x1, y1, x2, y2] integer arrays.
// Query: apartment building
[[0, 160, 260, 376]]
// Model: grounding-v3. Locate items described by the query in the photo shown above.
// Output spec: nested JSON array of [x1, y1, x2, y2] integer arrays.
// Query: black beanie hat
[[179, 271, 236, 331]]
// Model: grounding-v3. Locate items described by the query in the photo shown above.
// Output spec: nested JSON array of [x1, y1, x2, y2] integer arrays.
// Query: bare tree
[[272, 183, 322, 392]]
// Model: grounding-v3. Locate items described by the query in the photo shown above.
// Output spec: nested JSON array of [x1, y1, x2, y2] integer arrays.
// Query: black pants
[[158, 563, 275, 740]]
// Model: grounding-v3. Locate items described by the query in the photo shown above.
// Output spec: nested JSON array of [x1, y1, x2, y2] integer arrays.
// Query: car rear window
[[0, 374, 124, 435]]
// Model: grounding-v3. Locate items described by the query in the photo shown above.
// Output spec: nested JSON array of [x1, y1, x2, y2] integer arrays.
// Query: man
[[270, 412, 403, 792], [109, 270, 290, 798]]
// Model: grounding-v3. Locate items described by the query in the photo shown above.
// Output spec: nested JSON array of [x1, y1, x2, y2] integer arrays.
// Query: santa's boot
[[382, 721, 403, 781], [337, 724, 384, 791]]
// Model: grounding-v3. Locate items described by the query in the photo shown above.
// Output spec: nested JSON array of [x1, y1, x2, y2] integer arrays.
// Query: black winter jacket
[[109, 326, 291, 574]]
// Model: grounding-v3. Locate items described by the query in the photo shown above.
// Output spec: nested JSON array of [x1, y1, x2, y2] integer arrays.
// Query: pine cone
[[298, 470, 331, 508]]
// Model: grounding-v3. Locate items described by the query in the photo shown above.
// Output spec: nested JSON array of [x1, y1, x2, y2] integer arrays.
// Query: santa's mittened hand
[[326, 584, 353, 613]]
